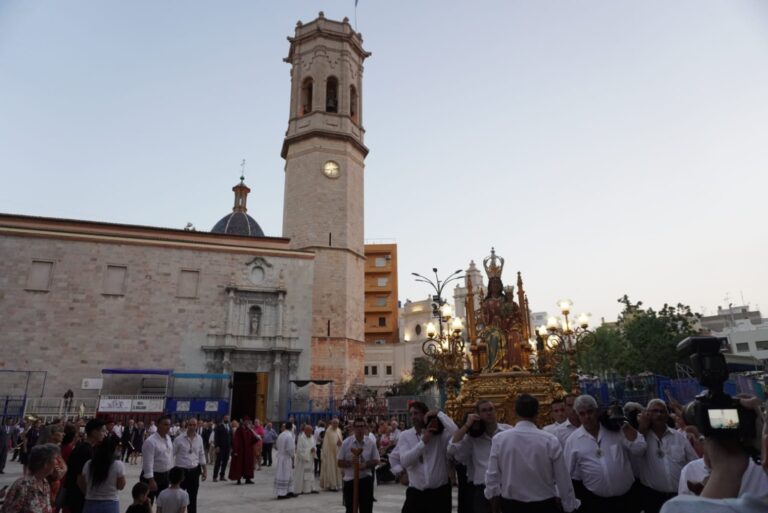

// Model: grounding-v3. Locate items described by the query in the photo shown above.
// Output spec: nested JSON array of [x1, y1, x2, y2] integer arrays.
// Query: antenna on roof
[[240, 158, 246, 182]]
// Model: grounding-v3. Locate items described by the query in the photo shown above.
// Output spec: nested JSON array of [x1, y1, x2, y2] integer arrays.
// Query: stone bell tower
[[281, 13, 371, 391]]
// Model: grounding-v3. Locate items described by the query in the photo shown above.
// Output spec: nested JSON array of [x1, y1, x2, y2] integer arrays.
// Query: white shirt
[[338, 435, 380, 481], [484, 421, 580, 512], [390, 428, 401, 445], [661, 494, 768, 513], [173, 432, 206, 469], [678, 458, 709, 495], [447, 422, 512, 485], [148, 423, 158, 434], [313, 426, 325, 445], [543, 421, 565, 435], [156, 487, 190, 513], [390, 411, 457, 491], [564, 425, 647, 497], [142, 432, 174, 478], [635, 427, 699, 493], [553, 419, 578, 447], [276, 430, 295, 457], [82, 460, 125, 501]]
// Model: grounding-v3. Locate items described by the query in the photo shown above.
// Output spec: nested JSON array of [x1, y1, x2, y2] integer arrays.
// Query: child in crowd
[[155, 467, 190, 513], [125, 482, 151, 513]]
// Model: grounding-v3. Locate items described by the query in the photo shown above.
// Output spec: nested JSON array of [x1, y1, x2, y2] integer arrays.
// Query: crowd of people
[[0, 394, 765, 513]]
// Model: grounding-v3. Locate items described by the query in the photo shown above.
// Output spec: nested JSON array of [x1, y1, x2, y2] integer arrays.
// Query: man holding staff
[[338, 417, 380, 513]]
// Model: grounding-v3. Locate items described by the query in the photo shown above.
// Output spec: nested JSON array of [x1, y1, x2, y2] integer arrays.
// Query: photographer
[[564, 394, 646, 513], [633, 398, 699, 513], [448, 399, 511, 513], [662, 396, 768, 512], [391, 401, 457, 513]]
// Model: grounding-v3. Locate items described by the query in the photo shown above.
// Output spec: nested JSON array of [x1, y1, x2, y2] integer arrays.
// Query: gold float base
[[446, 372, 565, 426]]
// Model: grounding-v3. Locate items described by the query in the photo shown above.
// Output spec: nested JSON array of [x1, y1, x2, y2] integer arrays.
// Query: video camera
[[677, 336, 757, 443]]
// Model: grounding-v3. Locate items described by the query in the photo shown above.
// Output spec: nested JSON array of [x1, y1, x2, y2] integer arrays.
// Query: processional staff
[[350, 447, 363, 513]]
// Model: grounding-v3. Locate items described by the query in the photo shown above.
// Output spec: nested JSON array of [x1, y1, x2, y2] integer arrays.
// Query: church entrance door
[[231, 372, 269, 421]]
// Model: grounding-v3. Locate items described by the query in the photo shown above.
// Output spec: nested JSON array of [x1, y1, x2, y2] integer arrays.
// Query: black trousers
[[214, 447, 230, 478], [500, 497, 559, 513], [179, 465, 201, 513], [403, 482, 452, 513], [343, 475, 374, 513], [315, 444, 322, 473], [473, 484, 491, 513], [261, 443, 273, 466], [572, 480, 632, 513], [636, 482, 675, 513], [140, 470, 169, 504]]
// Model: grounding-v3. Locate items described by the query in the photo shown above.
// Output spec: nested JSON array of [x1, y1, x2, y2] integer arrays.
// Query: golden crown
[[483, 247, 504, 279]]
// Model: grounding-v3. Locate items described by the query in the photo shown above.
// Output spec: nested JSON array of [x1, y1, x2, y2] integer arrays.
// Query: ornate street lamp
[[412, 268, 468, 401], [536, 299, 596, 394]]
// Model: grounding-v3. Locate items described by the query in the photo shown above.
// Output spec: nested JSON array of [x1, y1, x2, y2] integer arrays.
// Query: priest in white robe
[[295, 424, 319, 494], [274, 421, 296, 499]]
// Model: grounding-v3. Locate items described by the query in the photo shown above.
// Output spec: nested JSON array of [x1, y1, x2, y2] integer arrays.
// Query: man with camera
[[485, 394, 580, 513], [564, 394, 646, 513], [633, 398, 699, 513], [448, 399, 512, 513], [390, 401, 457, 513]]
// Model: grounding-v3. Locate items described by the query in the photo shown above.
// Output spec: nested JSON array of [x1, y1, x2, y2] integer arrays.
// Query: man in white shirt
[[485, 394, 580, 513], [274, 422, 297, 499], [564, 395, 646, 513], [554, 394, 580, 447], [141, 415, 174, 504], [173, 417, 207, 513], [389, 420, 401, 446], [635, 399, 698, 513], [390, 401, 457, 513], [542, 397, 567, 435], [448, 399, 511, 513], [338, 418, 380, 513]]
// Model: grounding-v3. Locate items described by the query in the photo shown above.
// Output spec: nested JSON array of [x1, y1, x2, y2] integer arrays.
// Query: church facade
[[0, 13, 370, 420]]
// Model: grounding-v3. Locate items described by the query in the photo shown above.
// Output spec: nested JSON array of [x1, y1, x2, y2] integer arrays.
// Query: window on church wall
[[386, 365, 393, 375], [300, 78, 313, 115], [103, 265, 127, 296], [176, 269, 200, 298], [248, 306, 262, 336], [350, 85, 358, 122], [371, 365, 378, 376], [326, 77, 338, 113], [26, 260, 54, 291]]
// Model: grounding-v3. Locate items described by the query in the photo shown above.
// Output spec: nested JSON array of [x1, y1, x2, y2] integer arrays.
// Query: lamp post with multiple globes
[[536, 299, 596, 394], [411, 268, 469, 402]]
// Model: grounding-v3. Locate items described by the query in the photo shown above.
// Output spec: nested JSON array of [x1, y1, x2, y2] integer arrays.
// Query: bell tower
[[281, 13, 371, 391]]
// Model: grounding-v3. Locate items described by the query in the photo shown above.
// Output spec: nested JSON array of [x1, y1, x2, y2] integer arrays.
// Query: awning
[[290, 380, 333, 388], [101, 369, 173, 375]]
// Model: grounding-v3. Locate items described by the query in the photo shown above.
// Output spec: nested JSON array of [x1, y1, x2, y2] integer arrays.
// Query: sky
[[1, 0, 767, 325]]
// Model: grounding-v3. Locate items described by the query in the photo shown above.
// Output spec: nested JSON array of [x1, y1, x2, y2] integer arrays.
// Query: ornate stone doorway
[[230, 371, 269, 421]]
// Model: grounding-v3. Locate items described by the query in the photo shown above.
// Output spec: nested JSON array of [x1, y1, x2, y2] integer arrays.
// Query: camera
[[677, 336, 757, 443], [424, 412, 444, 435], [468, 419, 487, 438], [600, 402, 628, 431]]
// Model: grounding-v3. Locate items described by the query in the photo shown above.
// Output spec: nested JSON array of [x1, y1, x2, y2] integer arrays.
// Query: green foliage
[[576, 295, 701, 378], [385, 357, 433, 396]]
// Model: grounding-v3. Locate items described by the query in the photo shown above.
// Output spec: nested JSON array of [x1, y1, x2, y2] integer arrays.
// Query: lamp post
[[411, 268, 468, 402], [536, 299, 595, 394]]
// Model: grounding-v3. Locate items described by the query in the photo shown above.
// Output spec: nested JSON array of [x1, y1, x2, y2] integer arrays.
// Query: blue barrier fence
[[580, 375, 765, 406]]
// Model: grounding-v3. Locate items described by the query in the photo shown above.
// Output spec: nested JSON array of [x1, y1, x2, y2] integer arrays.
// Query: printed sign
[[81, 378, 103, 390], [132, 398, 165, 412], [204, 401, 219, 412], [176, 401, 191, 412], [98, 397, 132, 412]]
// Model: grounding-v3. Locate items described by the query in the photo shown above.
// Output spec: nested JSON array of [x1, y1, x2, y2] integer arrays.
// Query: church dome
[[211, 211, 264, 237], [211, 174, 265, 237]]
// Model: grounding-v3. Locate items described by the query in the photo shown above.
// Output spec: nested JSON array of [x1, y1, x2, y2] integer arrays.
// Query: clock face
[[322, 160, 340, 179]]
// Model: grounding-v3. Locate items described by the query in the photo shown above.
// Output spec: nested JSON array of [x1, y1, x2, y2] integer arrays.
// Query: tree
[[575, 295, 701, 379], [385, 357, 433, 396], [617, 295, 701, 377]]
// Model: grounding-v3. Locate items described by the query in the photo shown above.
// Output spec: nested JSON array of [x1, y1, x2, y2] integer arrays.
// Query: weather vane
[[240, 158, 246, 182]]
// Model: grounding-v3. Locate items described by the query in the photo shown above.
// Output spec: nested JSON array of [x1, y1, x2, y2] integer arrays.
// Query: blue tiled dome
[[211, 212, 265, 237]]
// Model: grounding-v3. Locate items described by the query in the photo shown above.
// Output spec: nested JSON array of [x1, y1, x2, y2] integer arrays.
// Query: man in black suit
[[201, 420, 213, 456], [121, 418, 136, 461], [0, 418, 11, 473], [213, 415, 232, 481]]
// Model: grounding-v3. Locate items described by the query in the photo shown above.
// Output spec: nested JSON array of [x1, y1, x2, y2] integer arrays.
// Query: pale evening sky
[[1, 0, 766, 324]]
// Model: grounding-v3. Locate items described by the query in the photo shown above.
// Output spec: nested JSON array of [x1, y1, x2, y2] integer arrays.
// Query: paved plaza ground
[[0, 454, 457, 513]]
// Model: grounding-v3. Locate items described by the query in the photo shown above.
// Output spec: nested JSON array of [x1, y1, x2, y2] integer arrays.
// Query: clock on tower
[[281, 12, 371, 391]]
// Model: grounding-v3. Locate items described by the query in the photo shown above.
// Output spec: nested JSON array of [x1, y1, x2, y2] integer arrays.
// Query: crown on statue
[[483, 247, 505, 279]]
